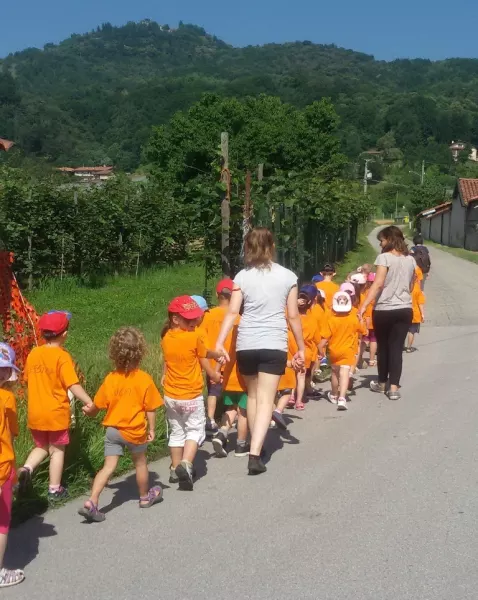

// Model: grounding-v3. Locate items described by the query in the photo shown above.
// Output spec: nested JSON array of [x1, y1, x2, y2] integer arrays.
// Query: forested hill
[[2, 19, 478, 170]]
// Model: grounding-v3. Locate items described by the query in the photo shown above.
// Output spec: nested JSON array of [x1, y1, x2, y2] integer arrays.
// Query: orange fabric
[[411, 288, 425, 324], [222, 316, 246, 393], [24, 345, 79, 431], [316, 280, 339, 309], [94, 369, 163, 444], [201, 306, 227, 367], [278, 329, 297, 390], [415, 266, 423, 282], [320, 312, 367, 366], [300, 311, 319, 368], [0, 389, 18, 487], [161, 329, 208, 400]]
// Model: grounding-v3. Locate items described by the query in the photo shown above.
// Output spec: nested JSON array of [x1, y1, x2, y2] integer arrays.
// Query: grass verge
[[334, 223, 377, 280], [425, 239, 478, 264]]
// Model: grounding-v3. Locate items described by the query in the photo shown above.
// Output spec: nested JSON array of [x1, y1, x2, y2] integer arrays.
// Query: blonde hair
[[243, 227, 275, 269], [109, 326, 146, 373]]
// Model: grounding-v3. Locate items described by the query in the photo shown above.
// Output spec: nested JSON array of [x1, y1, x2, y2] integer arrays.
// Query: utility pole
[[421, 160, 425, 185], [220, 132, 230, 276], [395, 191, 399, 221], [363, 159, 370, 195]]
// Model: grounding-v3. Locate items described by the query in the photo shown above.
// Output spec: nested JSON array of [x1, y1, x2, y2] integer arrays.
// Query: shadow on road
[[5, 515, 57, 570]]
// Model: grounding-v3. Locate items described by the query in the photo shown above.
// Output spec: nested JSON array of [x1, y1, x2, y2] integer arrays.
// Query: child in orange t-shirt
[[272, 328, 297, 430], [212, 315, 250, 457], [358, 273, 378, 367], [407, 285, 425, 353], [19, 311, 93, 502], [161, 295, 225, 490], [78, 327, 164, 522], [319, 292, 367, 411], [315, 263, 340, 310], [0, 343, 24, 589], [200, 278, 234, 436]]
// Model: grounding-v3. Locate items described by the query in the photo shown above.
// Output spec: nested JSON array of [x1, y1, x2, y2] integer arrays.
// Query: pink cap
[[367, 272, 376, 282]]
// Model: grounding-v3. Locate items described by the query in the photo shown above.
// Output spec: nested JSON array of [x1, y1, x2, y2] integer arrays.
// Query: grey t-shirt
[[234, 262, 298, 352], [374, 252, 416, 311]]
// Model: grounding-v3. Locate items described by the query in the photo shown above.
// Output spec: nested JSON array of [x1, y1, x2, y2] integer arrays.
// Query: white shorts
[[164, 396, 206, 448]]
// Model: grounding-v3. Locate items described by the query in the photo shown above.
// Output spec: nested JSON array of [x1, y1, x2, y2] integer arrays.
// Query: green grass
[[334, 223, 377, 281], [425, 239, 478, 264], [13, 263, 204, 523]]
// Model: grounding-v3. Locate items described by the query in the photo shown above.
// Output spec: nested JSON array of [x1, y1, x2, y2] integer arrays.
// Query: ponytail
[[161, 313, 174, 339]]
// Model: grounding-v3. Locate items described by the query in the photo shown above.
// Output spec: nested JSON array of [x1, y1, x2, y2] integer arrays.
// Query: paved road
[[6, 229, 478, 600]]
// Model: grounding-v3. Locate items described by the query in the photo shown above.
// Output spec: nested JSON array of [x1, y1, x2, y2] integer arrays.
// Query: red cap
[[38, 312, 70, 335], [216, 278, 234, 295], [168, 295, 204, 320]]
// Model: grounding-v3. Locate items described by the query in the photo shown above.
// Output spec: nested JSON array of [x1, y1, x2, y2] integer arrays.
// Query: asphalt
[[6, 227, 478, 600]]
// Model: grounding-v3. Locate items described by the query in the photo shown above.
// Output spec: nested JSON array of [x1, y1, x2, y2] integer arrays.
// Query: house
[[0, 138, 14, 152], [449, 141, 478, 163], [419, 201, 452, 245], [57, 165, 114, 183]]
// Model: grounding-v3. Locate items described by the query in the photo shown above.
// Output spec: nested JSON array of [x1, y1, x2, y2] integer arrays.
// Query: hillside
[[1, 19, 478, 170]]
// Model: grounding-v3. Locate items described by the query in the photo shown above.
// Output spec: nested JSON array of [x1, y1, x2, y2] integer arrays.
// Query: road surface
[[6, 229, 478, 600]]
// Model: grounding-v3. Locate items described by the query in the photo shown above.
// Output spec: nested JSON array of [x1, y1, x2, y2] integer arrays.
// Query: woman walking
[[216, 228, 305, 475], [359, 226, 415, 401]]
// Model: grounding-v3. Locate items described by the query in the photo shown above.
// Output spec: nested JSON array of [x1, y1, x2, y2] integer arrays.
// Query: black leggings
[[372, 308, 412, 387]]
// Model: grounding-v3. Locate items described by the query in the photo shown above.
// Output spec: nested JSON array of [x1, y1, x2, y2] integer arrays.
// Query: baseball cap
[[332, 291, 352, 313], [216, 278, 234, 295], [168, 295, 204, 320], [0, 342, 19, 381], [350, 273, 366, 285], [38, 311, 71, 336], [321, 263, 335, 273], [299, 284, 318, 302], [367, 272, 376, 282], [340, 282, 356, 296], [312, 274, 324, 283], [191, 295, 208, 311]]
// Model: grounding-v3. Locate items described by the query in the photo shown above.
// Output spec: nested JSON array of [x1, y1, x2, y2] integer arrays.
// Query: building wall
[[420, 217, 431, 240], [464, 203, 478, 250], [430, 213, 443, 243], [449, 195, 466, 247], [442, 211, 451, 246]]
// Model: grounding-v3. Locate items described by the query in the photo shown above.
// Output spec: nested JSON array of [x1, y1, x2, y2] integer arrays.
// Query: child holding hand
[[79, 327, 163, 523]]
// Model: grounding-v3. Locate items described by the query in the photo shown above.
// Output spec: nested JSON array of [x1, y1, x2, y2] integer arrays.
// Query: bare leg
[[276, 393, 291, 413], [207, 394, 217, 422], [244, 374, 258, 433], [170, 447, 183, 469], [48, 445, 66, 487], [295, 370, 306, 408], [339, 366, 351, 398], [331, 366, 339, 397], [0, 533, 6, 569], [24, 447, 49, 472], [182, 440, 199, 464], [250, 372, 281, 456], [219, 407, 238, 433], [237, 407, 248, 443], [131, 452, 149, 498], [89, 455, 120, 505], [407, 332, 414, 349], [369, 341, 377, 363]]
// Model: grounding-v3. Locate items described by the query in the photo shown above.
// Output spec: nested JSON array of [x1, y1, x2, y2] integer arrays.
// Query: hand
[[215, 343, 230, 363], [292, 350, 305, 372], [82, 403, 97, 417], [358, 308, 365, 320], [147, 430, 155, 443], [210, 371, 223, 384], [421, 317, 425, 323], [161, 374, 165, 387]]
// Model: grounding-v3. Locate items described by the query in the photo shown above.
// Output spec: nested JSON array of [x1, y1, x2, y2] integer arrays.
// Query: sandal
[[0, 568, 25, 588], [295, 402, 305, 411], [139, 486, 163, 508], [387, 390, 401, 401], [368, 360, 377, 367], [78, 500, 106, 523]]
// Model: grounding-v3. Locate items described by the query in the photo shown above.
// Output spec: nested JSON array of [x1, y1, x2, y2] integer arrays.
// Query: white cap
[[350, 273, 367, 285], [332, 291, 352, 313]]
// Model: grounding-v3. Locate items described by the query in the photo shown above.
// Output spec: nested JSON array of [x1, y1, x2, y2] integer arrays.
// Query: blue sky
[[2, 0, 477, 60]]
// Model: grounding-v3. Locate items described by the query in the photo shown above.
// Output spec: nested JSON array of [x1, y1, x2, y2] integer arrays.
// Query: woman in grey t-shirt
[[360, 226, 415, 400], [216, 228, 305, 476]]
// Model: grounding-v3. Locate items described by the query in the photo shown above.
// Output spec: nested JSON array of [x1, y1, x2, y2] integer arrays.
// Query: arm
[[161, 363, 167, 387], [318, 338, 328, 359], [200, 357, 222, 383], [419, 304, 425, 323], [215, 288, 243, 360], [359, 265, 387, 317], [69, 383, 93, 407], [146, 410, 156, 442], [287, 286, 305, 353]]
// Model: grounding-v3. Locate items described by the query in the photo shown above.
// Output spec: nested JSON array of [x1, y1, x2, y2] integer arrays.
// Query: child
[[78, 327, 163, 522], [19, 311, 94, 501], [315, 263, 339, 310], [359, 273, 377, 367], [212, 316, 250, 457], [319, 292, 367, 411], [272, 329, 298, 430], [407, 284, 425, 352], [0, 343, 24, 588], [161, 295, 224, 490], [200, 279, 234, 436]]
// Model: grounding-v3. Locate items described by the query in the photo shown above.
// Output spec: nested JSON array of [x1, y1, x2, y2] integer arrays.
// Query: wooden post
[[60, 235, 65, 281], [220, 132, 230, 276], [258, 163, 264, 182], [136, 231, 142, 278], [27, 234, 33, 291]]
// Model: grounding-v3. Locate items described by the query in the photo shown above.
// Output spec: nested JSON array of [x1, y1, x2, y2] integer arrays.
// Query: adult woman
[[216, 228, 305, 475], [359, 226, 415, 401]]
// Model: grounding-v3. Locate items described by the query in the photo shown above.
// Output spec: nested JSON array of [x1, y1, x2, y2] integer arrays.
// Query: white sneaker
[[327, 392, 338, 405], [337, 397, 348, 411]]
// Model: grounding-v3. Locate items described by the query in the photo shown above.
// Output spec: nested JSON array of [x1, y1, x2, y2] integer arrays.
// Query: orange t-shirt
[[411, 287, 425, 324], [316, 280, 340, 310], [200, 306, 227, 367], [278, 329, 297, 391], [24, 345, 79, 431], [222, 317, 246, 393], [94, 369, 163, 444], [320, 312, 367, 366], [301, 311, 320, 368], [415, 266, 423, 282], [0, 389, 18, 487], [161, 329, 208, 400]]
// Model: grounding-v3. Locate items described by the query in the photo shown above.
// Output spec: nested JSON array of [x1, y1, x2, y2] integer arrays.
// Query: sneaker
[[206, 418, 218, 436], [269, 420, 277, 429], [306, 389, 322, 400], [235, 442, 251, 457], [175, 460, 194, 491], [272, 410, 288, 430], [169, 466, 179, 484], [370, 380, 386, 394], [212, 431, 228, 458], [337, 397, 348, 411], [327, 392, 338, 404], [248, 455, 267, 475], [387, 390, 401, 401], [48, 486, 69, 502]]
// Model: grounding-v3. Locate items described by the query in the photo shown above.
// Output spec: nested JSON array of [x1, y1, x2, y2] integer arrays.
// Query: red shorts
[[31, 429, 70, 448], [0, 469, 15, 535]]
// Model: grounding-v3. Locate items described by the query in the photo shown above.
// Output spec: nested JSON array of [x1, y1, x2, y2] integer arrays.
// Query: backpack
[[412, 246, 431, 274]]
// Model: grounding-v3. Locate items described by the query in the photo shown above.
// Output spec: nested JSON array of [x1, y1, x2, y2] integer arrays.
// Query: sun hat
[[216, 278, 234, 295], [367, 272, 376, 282], [332, 291, 352, 314], [340, 282, 356, 296], [39, 311, 71, 336], [350, 273, 367, 285], [0, 342, 20, 382], [299, 284, 318, 302], [312, 274, 324, 283], [191, 295, 208, 311], [168, 295, 204, 320]]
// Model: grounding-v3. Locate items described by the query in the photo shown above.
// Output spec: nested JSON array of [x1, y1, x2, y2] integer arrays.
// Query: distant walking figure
[[410, 234, 431, 290]]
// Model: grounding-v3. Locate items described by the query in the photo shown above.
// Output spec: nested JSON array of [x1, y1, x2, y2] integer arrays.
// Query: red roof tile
[[0, 138, 14, 152], [458, 178, 478, 205]]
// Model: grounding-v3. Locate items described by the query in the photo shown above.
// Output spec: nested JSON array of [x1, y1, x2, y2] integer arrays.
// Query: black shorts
[[206, 376, 223, 398], [236, 349, 287, 377]]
